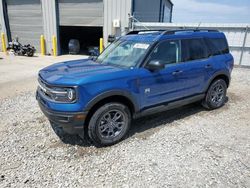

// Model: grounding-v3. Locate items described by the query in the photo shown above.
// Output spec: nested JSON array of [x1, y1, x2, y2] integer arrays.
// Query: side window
[[206, 38, 229, 56], [149, 40, 181, 66], [182, 39, 208, 61]]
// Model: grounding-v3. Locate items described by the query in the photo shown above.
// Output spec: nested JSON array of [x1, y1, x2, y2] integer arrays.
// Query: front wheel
[[88, 103, 131, 147], [202, 79, 227, 110]]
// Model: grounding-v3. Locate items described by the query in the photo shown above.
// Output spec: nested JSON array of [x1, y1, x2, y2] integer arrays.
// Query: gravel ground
[[0, 68, 250, 187]]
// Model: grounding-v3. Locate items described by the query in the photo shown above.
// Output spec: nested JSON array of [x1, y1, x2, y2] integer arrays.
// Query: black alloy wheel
[[88, 103, 131, 146], [202, 79, 227, 109]]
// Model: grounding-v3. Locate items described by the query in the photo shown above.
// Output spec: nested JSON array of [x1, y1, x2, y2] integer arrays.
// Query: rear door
[[179, 38, 212, 96], [205, 37, 233, 73]]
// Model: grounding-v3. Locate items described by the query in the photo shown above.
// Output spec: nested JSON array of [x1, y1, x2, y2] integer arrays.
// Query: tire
[[88, 103, 131, 147], [202, 79, 227, 110], [27, 50, 34, 57]]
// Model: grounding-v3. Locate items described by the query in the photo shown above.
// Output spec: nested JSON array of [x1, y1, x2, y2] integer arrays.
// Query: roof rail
[[163, 29, 219, 35], [126, 30, 165, 35], [126, 29, 219, 36]]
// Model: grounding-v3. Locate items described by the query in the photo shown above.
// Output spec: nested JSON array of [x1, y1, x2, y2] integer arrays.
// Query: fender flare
[[84, 90, 140, 113], [204, 70, 231, 92]]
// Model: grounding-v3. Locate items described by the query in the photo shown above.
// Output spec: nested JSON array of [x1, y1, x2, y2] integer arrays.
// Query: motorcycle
[[7, 37, 36, 57]]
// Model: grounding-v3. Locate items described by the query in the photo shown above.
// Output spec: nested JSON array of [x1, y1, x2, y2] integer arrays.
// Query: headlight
[[51, 87, 76, 102], [38, 78, 77, 103]]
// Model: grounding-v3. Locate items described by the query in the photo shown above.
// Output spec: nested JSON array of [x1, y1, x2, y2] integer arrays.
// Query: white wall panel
[[41, 0, 58, 55], [103, 0, 132, 46]]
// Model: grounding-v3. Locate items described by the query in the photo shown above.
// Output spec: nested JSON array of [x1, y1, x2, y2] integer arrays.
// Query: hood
[[39, 59, 124, 85]]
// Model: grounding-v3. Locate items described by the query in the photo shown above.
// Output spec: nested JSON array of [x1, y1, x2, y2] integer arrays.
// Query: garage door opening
[[59, 26, 103, 55]]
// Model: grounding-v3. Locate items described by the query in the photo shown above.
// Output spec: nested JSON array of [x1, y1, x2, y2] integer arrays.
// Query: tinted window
[[182, 39, 208, 61], [149, 40, 181, 65], [206, 38, 229, 56]]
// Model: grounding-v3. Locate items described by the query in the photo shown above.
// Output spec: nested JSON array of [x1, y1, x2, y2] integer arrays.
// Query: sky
[[172, 0, 250, 23]]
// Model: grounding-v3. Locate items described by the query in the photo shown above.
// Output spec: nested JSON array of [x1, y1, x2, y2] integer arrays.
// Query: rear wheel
[[26, 50, 34, 57], [202, 79, 227, 110], [88, 103, 131, 147]]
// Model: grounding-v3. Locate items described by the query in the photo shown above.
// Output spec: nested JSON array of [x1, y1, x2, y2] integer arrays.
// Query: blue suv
[[37, 29, 234, 146]]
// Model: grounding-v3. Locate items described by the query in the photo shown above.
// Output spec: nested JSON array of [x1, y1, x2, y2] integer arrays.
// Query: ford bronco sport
[[37, 29, 234, 146]]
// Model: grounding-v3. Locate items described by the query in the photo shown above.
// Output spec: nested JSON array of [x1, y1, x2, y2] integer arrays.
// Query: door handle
[[172, 70, 183, 75], [205, 64, 212, 69]]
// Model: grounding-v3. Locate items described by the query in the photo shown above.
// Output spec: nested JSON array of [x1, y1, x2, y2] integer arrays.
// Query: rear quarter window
[[206, 38, 229, 56]]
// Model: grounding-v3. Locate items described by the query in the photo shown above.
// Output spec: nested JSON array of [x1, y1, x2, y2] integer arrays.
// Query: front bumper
[[37, 92, 87, 134]]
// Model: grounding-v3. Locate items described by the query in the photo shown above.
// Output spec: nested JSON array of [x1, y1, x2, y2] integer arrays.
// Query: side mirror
[[146, 60, 165, 71]]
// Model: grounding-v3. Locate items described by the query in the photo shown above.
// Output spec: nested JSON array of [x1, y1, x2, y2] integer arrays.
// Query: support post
[[52, 35, 57, 56], [1, 33, 7, 53], [239, 26, 248, 65], [99, 38, 104, 54], [40, 35, 45, 56]]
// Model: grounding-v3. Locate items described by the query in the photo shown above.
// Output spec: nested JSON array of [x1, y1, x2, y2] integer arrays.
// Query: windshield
[[96, 40, 151, 68]]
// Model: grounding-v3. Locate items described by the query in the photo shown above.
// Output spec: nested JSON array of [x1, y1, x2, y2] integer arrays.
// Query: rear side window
[[206, 38, 229, 56], [182, 39, 208, 62]]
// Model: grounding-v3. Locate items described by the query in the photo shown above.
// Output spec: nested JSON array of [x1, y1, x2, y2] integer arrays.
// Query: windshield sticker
[[134, 43, 150, 49]]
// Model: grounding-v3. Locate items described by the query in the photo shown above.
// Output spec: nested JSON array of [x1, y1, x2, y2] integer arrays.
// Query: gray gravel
[[0, 68, 250, 187]]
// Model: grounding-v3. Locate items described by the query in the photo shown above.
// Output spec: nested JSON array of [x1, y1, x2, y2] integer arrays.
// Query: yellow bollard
[[1, 33, 7, 53], [99, 38, 103, 54], [40, 35, 45, 56], [52, 35, 57, 56]]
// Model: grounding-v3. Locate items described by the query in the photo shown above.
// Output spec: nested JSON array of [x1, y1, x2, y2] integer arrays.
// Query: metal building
[[0, 0, 173, 55], [133, 0, 173, 22]]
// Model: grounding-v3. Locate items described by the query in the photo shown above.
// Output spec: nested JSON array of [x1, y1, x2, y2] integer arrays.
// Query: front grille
[[38, 77, 55, 100]]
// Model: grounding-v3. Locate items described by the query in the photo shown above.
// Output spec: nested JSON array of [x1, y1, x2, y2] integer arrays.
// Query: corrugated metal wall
[[0, 0, 58, 55], [1, 0, 174, 55], [133, 0, 161, 22], [5, 0, 43, 51], [163, 0, 172, 22], [134, 22, 250, 66], [103, 0, 132, 46], [41, 0, 58, 55], [0, 20, 1, 51], [58, 0, 103, 27], [242, 27, 250, 65], [133, 0, 172, 23]]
